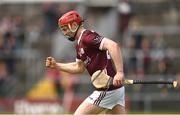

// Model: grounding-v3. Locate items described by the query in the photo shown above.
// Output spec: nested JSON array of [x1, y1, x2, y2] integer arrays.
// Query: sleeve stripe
[[99, 37, 106, 50], [76, 58, 81, 62]]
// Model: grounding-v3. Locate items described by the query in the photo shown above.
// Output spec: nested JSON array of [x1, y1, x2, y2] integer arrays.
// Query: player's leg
[[106, 104, 126, 114], [74, 99, 105, 115]]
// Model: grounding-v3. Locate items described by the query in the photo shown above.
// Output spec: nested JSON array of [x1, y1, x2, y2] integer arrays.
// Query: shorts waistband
[[95, 85, 122, 91]]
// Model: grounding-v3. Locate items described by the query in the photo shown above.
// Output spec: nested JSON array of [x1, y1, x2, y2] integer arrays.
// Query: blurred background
[[0, 0, 179, 114]]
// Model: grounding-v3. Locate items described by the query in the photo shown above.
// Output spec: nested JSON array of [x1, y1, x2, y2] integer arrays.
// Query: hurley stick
[[124, 79, 178, 88]]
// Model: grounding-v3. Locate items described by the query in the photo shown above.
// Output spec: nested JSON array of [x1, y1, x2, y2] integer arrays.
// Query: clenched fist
[[45, 57, 57, 68]]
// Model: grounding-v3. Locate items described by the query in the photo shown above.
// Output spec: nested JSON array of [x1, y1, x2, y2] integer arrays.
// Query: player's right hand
[[45, 57, 57, 68]]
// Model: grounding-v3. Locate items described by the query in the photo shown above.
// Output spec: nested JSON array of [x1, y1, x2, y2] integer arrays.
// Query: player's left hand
[[113, 72, 124, 86]]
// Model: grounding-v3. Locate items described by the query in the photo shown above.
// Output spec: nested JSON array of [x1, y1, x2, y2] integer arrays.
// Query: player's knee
[[74, 109, 83, 115]]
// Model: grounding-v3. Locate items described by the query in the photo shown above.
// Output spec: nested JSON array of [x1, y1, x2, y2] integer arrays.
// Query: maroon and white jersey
[[76, 30, 116, 78]]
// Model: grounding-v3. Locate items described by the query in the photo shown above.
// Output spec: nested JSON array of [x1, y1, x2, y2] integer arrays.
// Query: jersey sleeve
[[76, 53, 82, 63], [83, 31, 104, 50], [76, 45, 82, 61], [76, 54, 81, 61]]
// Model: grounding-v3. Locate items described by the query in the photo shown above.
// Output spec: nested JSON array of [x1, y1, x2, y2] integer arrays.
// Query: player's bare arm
[[101, 38, 124, 86], [46, 57, 85, 74]]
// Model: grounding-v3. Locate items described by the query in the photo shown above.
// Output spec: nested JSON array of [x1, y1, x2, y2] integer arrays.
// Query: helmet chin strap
[[67, 23, 81, 41]]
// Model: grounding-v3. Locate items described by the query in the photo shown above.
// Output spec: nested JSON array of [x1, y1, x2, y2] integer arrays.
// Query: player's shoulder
[[82, 30, 99, 43], [84, 29, 98, 35], [83, 29, 100, 39], [81, 29, 104, 46]]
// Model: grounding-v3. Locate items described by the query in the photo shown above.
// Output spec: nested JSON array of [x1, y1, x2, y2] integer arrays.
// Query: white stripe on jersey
[[76, 58, 82, 62], [99, 38, 106, 50]]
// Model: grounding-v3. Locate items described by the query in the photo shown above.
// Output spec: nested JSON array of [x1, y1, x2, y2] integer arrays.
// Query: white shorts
[[85, 86, 125, 109]]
